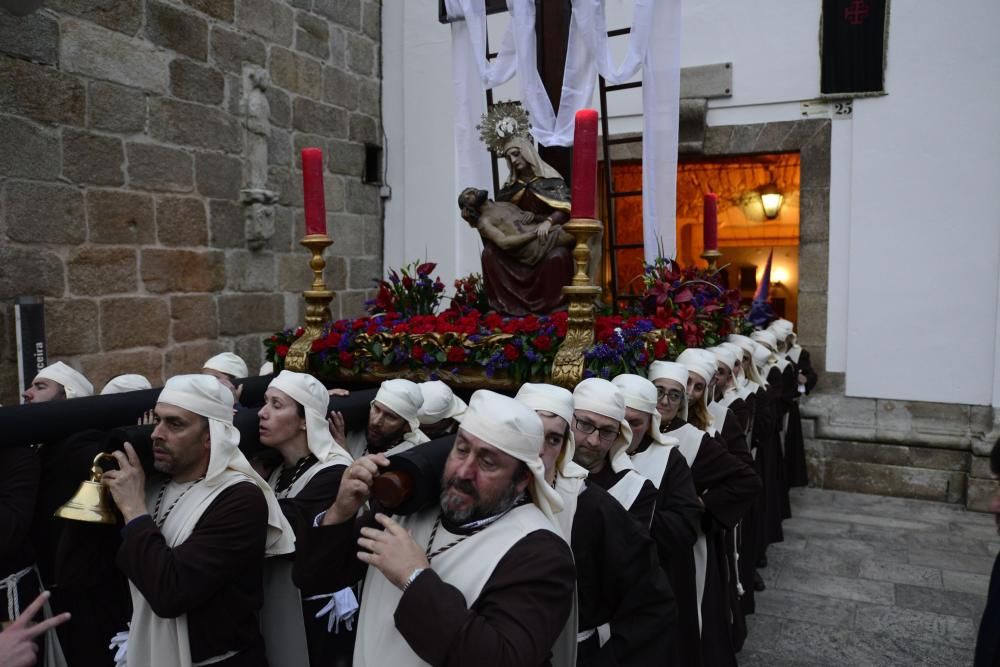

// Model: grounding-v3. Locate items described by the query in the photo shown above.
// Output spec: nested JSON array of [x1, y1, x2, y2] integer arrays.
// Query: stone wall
[[0, 0, 383, 403], [801, 381, 1000, 511]]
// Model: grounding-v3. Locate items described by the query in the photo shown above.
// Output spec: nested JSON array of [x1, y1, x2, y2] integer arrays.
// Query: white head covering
[[100, 374, 152, 395], [612, 374, 678, 446], [157, 374, 294, 555], [373, 379, 427, 444], [751, 329, 778, 353], [268, 371, 353, 466], [572, 378, 634, 473], [712, 346, 738, 373], [676, 349, 716, 426], [752, 341, 772, 373], [417, 381, 468, 425], [458, 390, 563, 521], [501, 136, 564, 186], [203, 352, 248, 379], [647, 360, 689, 421], [515, 383, 586, 479], [36, 361, 93, 399], [259, 361, 274, 376], [726, 336, 765, 388]]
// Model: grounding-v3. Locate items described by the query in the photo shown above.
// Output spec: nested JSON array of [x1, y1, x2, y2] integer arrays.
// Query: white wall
[[381, 1, 1000, 405]]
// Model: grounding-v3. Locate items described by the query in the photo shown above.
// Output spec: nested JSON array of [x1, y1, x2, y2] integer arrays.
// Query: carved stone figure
[[241, 65, 277, 250]]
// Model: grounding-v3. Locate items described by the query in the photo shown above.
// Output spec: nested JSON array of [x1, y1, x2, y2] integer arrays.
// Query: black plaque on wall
[[14, 297, 47, 398], [821, 0, 889, 96]]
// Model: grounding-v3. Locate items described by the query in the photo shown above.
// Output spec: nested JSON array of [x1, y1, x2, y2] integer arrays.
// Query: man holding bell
[[101, 374, 294, 667]]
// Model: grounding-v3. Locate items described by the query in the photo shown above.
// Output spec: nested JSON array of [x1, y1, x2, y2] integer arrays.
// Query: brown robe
[[294, 509, 575, 666], [117, 482, 269, 666]]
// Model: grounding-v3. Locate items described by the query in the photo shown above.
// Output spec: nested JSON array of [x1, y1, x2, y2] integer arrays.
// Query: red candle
[[703, 192, 719, 251], [570, 109, 598, 219], [301, 147, 326, 236]]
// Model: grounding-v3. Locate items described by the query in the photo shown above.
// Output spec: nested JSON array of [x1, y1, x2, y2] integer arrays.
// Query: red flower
[[294, 327, 305, 337], [411, 344, 425, 360], [447, 346, 466, 363], [339, 351, 355, 367], [503, 344, 520, 361], [326, 332, 342, 347], [275, 344, 289, 358], [417, 262, 437, 276], [653, 338, 669, 359], [402, 275, 414, 289], [534, 335, 552, 352]]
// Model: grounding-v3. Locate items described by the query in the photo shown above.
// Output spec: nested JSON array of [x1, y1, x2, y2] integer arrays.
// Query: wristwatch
[[403, 567, 426, 591]]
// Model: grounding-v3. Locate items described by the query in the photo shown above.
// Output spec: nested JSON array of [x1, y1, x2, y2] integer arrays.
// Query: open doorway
[[601, 152, 801, 324]]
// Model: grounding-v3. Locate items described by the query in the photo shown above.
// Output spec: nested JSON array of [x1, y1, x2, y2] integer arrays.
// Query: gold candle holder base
[[285, 233, 335, 372], [701, 248, 722, 273], [551, 217, 603, 389]]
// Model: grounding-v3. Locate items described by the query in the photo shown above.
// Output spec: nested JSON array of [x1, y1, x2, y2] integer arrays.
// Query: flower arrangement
[[449, 273, 491, 314], [365, 260, 445, 318], [266, 256, 751, 385]]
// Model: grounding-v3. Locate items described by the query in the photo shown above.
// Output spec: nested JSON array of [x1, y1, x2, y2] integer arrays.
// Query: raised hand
[[321, 454, 390, 526], [0, 591, 70, 667]]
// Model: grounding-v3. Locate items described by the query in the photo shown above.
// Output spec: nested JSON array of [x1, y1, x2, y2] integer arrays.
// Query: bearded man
[[334, 379, 429, 459], [294, 390, 575, 666]]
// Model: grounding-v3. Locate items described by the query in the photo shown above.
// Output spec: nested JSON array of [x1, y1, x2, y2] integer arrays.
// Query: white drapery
[[444, 0, 682, 262]]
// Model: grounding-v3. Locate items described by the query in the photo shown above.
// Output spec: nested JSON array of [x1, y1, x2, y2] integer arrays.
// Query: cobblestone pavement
[[739, 487, 997, 666]]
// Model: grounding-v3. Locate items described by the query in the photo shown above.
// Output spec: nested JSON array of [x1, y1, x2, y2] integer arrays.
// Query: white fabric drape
[[446, 0, 682, 264]]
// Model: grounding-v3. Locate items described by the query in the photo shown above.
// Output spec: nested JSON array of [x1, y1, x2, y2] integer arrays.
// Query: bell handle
[[90, 452, 119, 482]]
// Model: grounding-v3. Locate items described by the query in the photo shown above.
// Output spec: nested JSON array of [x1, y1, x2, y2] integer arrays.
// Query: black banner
[[14, 297, 46, 399], [821, 0, 888, 95]]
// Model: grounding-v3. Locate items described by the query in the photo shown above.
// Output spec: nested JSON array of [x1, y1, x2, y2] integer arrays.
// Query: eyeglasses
[[656, 388, 684, 404], [573, 418, 619, 443]]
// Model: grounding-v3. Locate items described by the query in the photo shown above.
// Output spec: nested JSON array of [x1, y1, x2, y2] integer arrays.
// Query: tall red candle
[[570, 109, 599, 219], [301, 147, 327, 236], [703, 192, 719, 251]]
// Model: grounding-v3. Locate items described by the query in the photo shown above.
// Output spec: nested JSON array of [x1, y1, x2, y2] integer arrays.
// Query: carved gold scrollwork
[[285, 234, 335, 372]]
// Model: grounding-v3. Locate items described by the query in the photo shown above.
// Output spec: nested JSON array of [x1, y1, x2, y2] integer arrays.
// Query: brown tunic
[[117, 482, 268, 666], [294, 511, 575, 666]]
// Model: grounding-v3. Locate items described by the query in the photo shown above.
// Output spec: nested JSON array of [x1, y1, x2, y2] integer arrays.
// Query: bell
[[54, 453, 119, 524]]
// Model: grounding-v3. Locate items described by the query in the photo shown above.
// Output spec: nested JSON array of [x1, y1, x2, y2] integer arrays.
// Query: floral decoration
[[267, 256, 751, 384]]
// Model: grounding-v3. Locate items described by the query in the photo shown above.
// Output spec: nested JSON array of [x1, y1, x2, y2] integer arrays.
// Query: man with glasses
[[571, 378, 658, 528], [515, 383, 676, 666]]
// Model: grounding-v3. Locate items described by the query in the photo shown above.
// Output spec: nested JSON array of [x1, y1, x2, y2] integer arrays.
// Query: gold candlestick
[[285, 233, 335, 372], [701, 248, 722, 273], [551, 217, 603, 389]]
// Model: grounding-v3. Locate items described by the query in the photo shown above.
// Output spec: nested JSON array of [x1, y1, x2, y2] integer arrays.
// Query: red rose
[[275, 344, 289, 357], [503, 344, 520, 361], [411, 344, 424, 360], [534, 335, 552, 352], [326, 332, 342, 347], [294, 327, 305, 337], [339, 351, 355, 367], [447, 346, 466, 363], [653, 338, 668, 359]]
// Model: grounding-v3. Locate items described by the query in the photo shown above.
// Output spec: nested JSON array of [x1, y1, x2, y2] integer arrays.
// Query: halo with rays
[[477, 101, 532, 155]]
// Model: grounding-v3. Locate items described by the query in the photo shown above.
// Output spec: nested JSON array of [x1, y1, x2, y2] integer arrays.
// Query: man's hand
[[101, 443, 148, 523], [535, 219, 552, 240], [0, 591, 70, 667], [321, 454, 390, 526], [327, 410, 347, 447], [357, 513, 430, 590], [797, 373, 807, 385], [328, 388, 350, 397]]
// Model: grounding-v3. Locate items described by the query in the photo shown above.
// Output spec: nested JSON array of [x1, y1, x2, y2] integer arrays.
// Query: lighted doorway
[[601, 152, 801, 324]]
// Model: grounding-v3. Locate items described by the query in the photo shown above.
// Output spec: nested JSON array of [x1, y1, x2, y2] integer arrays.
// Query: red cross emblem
[[844, 0, 871, 25]]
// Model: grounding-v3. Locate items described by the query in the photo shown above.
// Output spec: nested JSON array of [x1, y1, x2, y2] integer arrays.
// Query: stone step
[[807, 455, 967, 505]]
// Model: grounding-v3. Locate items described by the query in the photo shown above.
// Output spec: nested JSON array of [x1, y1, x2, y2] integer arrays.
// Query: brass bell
[[54, 453, 119, 524]]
